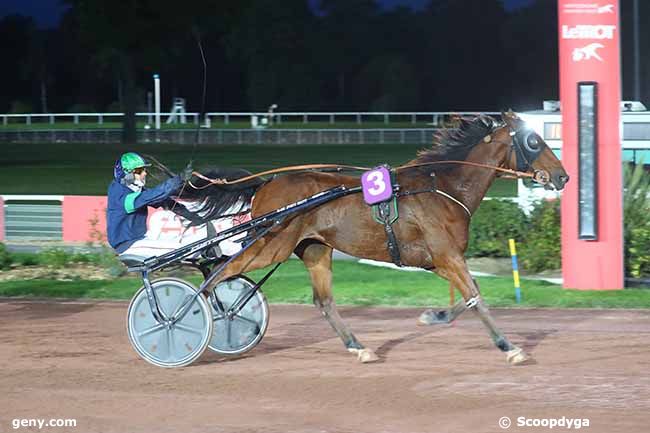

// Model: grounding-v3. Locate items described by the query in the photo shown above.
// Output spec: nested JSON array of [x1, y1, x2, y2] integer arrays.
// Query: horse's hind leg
[[437, 256, 532, 365], [296, 241, 379, 363], [418, 282, 468, 325]]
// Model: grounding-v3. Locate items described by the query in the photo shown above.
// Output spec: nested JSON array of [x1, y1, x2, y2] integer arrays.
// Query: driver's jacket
[[107, 176, 182, 253]]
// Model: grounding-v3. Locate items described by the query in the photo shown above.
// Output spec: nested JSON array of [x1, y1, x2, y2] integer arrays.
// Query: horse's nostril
[[552, 174, 569, 189]]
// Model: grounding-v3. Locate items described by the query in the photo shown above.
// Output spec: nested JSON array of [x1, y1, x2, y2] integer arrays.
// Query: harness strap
[[384, 221, 402, 267], [397, 180, 472, 218], [435, 190, 472, 217], [373, 198, 403, 267]]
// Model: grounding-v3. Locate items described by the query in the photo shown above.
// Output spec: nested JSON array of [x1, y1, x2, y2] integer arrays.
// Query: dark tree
[[316, 0, 379, 108], [226, 0, 319, 110], [500, 0, 559, 110], [63, 0, 250, 143], [8, 0, 644, 114], [0, 15, 37, 112]]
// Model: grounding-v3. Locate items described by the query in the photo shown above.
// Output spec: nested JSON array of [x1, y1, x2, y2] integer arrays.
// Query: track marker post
[[509, 238, 522, 304]]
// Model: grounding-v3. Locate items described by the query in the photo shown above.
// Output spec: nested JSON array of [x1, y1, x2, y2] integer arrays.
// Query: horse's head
[[499, 110, 569, 190]]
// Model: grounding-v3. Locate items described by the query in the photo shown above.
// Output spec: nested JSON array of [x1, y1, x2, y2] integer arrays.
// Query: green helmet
[[114, 152, 151, 181]]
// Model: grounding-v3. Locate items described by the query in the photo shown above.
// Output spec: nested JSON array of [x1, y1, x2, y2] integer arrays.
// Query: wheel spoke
[[233, 314, 261, 330], [156, 329, 170, 361], [228, 289, 257, 316], [174, 323, 205, 336], [168, 327, 177, 357], [210, 293, 227, 315], [170, 295, 194, 319], [226, 318, 233, 347], [137, 323, 165, 338]]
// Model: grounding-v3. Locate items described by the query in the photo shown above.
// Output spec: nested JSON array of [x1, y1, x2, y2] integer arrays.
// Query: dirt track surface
[[1, 300, 649, 433]]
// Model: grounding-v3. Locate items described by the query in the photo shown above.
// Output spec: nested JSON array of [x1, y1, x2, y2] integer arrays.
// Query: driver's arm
[[123, 176, 183, 214]]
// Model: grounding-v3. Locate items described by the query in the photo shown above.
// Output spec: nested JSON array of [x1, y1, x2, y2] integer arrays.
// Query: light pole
[[153, 74, 161, 130], [633, 0, 640, 100]]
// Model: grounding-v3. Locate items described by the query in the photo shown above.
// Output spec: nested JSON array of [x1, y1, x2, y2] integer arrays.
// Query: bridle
[[504, 123, 550, 184]]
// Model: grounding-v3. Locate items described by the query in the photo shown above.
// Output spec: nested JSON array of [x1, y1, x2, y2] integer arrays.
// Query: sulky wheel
[[208, 275, 269, 356], [127, 278, 213, 368]]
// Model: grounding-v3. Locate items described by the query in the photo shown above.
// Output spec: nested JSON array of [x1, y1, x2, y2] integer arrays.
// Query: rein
[[189, 163, 372, 190], [188, 159, 537, 219], [395, 160, 535, 179], [189, 159, 536, 188]]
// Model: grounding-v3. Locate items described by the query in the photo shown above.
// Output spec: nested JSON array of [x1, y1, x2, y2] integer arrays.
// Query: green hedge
[[0, 246, 124, 276], [624, 163, 650, 278], [0, 243, 11, 270], [467, 200, 528, 258], [628, 223, 650, 278], [467, 198, 561, 272], [518, 200, 561, 273]]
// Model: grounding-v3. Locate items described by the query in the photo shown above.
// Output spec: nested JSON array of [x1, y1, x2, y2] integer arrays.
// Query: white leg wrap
[[465, 296, 479, 309]]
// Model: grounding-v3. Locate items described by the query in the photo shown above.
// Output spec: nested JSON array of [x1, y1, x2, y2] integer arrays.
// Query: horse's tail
[[172, 166, 266, 225]]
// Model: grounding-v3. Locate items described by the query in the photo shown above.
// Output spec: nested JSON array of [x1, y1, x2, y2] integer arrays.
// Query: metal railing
[[0, 111, 498, 127], [2, 196, 63, 240], [0, 128, 437, 145]]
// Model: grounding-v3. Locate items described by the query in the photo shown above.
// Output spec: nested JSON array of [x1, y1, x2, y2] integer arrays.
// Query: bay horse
[[174, 111, 569, 365]]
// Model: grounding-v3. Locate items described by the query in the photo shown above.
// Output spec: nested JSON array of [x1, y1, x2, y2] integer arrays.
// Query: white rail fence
[[0, 111, 500, 127]]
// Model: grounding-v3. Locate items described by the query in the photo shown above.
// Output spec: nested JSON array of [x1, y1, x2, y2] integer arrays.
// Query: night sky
[[0, 0, 70, 28], [1, 0, 536, 28]]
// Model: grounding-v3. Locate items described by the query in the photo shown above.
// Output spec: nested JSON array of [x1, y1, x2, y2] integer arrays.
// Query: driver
[[107, 152, 198, 258]]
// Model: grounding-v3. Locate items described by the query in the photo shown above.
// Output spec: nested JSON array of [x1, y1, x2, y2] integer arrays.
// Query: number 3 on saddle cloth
[[361, 166, 401, 266]]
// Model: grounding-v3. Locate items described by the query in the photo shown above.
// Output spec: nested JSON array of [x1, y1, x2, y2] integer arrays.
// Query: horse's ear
[[501, 110, 515, 127], [478, 114, 491, 126]]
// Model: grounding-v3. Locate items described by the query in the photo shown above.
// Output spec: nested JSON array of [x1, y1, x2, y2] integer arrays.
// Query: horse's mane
[[414, 115, 499, 171], [171, 166, 266, 226]]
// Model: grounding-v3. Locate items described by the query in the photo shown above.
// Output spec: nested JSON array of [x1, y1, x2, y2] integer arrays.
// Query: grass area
[[1, 260, 648, 308], [0, 141, 517, 196], [0, 121, 435, 130]]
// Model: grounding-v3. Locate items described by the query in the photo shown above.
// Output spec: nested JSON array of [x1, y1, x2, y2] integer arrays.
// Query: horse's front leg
[[436, 256, 532, 365], [296, 241, 379, 363]]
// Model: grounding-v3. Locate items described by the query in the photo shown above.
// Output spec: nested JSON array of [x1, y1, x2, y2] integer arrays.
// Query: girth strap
[[373, 198, 402, 267]]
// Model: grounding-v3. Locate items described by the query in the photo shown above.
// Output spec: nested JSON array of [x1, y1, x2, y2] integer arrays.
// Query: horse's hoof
[[417, 309, 449, 325], [348, 348, 380, 363], [358, 348, 380, 363], [506, 347, 532, 366]]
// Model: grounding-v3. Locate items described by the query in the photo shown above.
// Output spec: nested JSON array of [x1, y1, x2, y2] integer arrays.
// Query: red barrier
[[62, 196, 108, 243]]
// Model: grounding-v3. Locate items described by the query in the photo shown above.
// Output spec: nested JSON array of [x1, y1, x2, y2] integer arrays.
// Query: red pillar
[[559, 1, 623, 289]]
